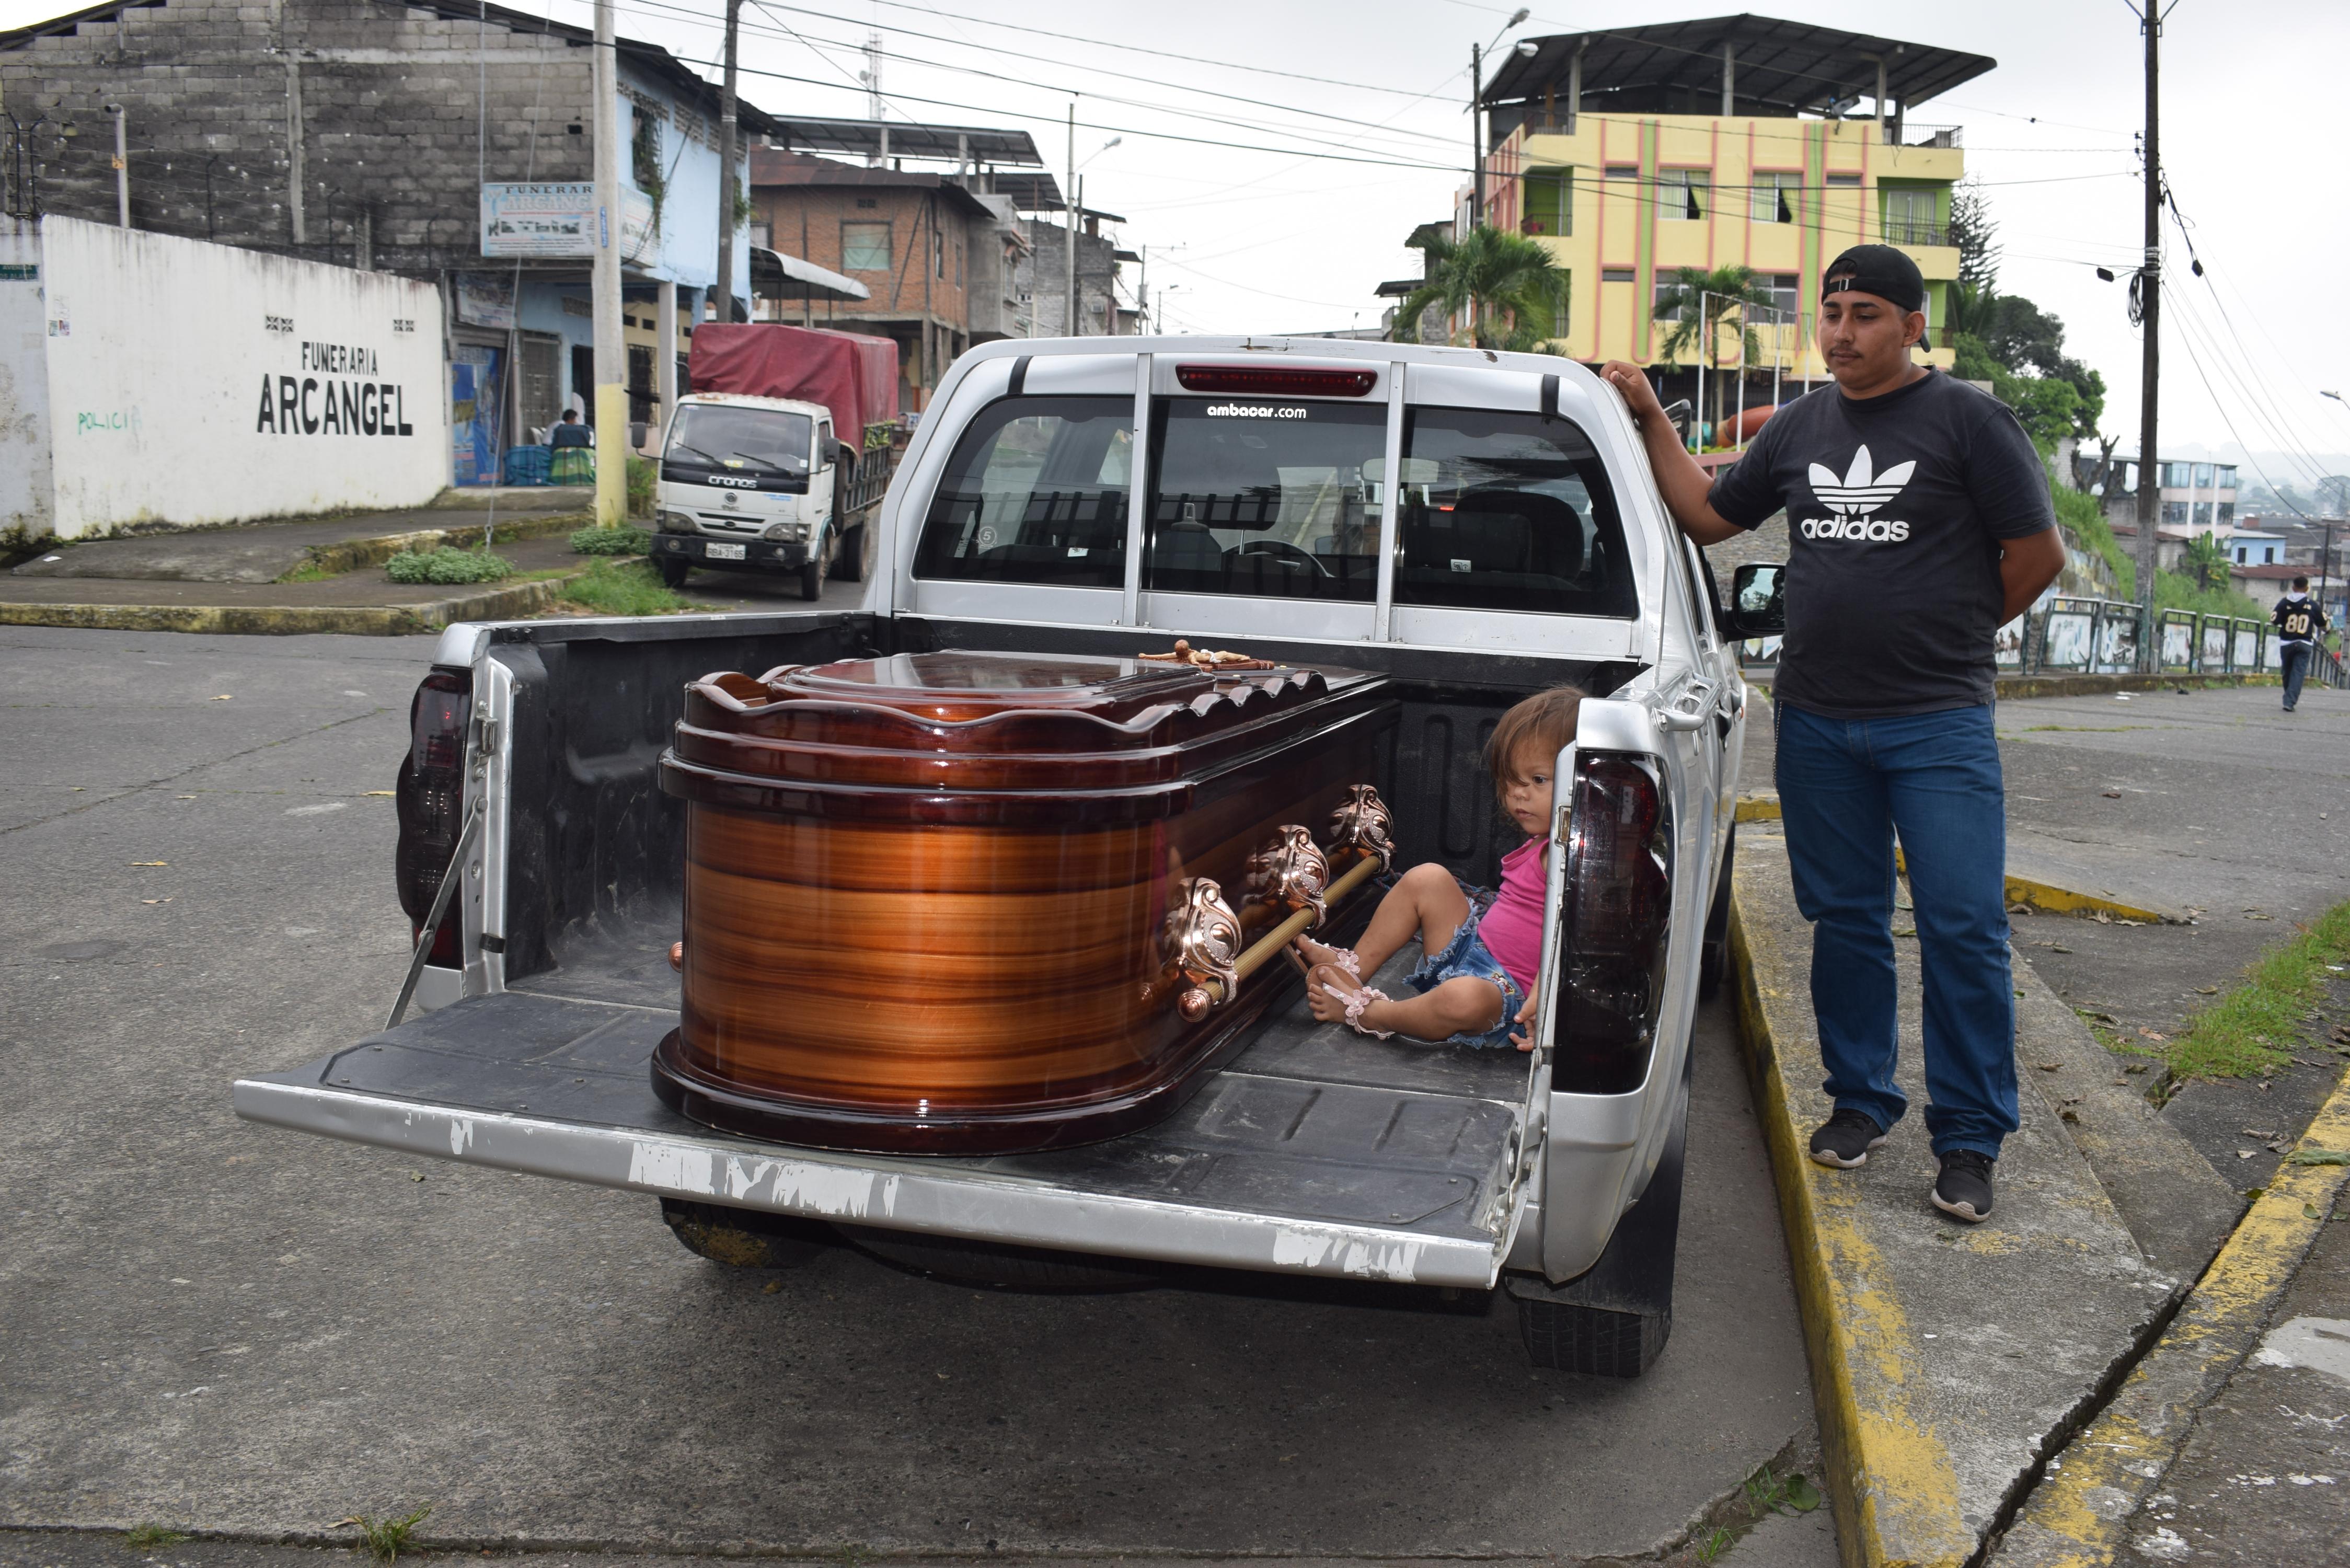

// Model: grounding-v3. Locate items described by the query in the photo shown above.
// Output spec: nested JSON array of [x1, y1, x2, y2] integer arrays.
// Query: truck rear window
[[914, 397, 1133, 587], [1143, 398, 1386, 602], [1393, 407, 1638, 618]]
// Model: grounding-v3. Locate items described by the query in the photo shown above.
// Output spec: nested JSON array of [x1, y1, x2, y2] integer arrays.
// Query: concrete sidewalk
[[0, 498, 600, 633], [9, 490, 590, 584], [1729, 818, 2241, 1568]]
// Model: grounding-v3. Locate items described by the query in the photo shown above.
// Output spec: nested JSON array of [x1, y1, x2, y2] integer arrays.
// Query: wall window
[[2217, 465, 2238, 490], [1553, 272, 1572, 339], [1604, 164, 1639, 180], [1393, 408, 1638, 617], [914, 396, 1133, 587], [1522, 167, 1573, 236], [750, 222, 773, 251], [2193, 463, 2213, 488], [1749, 171, 1800, 224], [1652, 275, 1687, 319], [1766, 273, 1801, 318], [2161, 461, 2191, 488], [1882, 187, 1941, 246], [1656, 168, 1708, 221], [1825, 172, 1861, 189], [1602, 267, 1635, 284], [630, 107, 661, 191], [2219, 501, 2236, 524], [2161, 500, 2188, 524], [842, 221, 892, 272]]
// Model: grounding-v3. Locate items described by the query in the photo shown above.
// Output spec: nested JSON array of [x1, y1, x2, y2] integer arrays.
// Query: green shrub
[[626, 456, 658, 520], [385, 547, 513, 585], [569, 525, 653, 556], [556, 558, 686, 616]]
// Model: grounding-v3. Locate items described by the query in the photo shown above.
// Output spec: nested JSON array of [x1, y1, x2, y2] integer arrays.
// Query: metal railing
[[1895, 124, 1963, 148], [1881, 219, 1948, 248], [1741, 597, 2348, 686]]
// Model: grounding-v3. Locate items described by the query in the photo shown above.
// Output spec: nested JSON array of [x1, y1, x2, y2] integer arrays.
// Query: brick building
[[3, 0, 774, 479], [746, 148, 1003, 413]]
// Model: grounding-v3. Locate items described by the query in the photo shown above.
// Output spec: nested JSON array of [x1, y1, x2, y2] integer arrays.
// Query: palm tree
[[1652, 265, 1779, 446], [1396, 226, 1570, 352]]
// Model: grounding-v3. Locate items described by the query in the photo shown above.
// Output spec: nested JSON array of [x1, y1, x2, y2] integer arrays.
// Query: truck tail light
[[1551, 754, 1673, 1094], [395, 668, 472, 969]]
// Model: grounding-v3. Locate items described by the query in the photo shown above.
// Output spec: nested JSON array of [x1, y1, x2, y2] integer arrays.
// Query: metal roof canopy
[[762, 117, 1043, 166], [749, 248, 869, 303], [986, 172, 1122, 224], [1482, 14, 1995, 119]]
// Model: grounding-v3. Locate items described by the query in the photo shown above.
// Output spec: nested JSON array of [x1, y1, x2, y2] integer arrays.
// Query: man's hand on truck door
[[1598, 360, 1746, 547]]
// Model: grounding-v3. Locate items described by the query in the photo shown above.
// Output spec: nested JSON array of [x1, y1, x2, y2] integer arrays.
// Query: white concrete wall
[[37, 217, 448, 538], [0, 220, 54, 539]]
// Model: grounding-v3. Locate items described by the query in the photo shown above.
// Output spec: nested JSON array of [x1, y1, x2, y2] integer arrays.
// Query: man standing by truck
[[1602, 244, 2066, 1224]]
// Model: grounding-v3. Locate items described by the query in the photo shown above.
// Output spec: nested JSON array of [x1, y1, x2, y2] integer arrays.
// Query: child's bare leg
[[1304, 966, 1503, 1042], [1296, 862, 1470, 976]]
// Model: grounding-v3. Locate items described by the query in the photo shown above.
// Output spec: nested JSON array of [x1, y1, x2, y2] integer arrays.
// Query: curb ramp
[[1729, 826, 2190, 1568]]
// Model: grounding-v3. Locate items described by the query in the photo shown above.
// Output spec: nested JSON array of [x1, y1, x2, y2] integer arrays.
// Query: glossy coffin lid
[[656, 650, 1396, 1153]]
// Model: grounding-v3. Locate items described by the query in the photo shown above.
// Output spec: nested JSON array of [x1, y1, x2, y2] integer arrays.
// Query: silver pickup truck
[[234, 337, 1783, 1377]]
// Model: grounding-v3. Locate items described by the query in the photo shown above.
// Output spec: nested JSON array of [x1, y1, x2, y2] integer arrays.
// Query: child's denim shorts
[[1406, 910, 1525, 1050]]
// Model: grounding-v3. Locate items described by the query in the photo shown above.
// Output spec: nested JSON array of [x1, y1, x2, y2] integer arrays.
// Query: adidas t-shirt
[[1708, 368, 2055, 718]]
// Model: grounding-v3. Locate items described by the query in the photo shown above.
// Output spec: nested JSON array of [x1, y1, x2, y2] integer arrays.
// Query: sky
[[7, 0, 2347, 477]]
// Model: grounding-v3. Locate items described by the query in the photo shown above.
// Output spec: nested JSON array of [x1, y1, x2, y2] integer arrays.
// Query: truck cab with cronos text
[[234, 336, 1787, 1378]]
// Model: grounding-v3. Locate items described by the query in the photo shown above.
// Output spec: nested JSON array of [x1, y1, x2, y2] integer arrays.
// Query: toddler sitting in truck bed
[[1294, 684, 1582, 1052]]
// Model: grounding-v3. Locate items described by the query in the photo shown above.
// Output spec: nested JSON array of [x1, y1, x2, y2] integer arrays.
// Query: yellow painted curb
[[1993, 1074, 2350, 1567], [1729, 884, 1976, 1568], [2000, 875, 2175, 927], [1735, 792, 1783, 823]]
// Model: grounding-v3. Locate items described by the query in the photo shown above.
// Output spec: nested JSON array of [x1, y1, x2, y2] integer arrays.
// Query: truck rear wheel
[[799, 560, 823, 601], [654, 555, 690, 589], [661, 1198, 831, 1270], [830, 522, 872, 582], [1506, 1051, 1688, 1377]]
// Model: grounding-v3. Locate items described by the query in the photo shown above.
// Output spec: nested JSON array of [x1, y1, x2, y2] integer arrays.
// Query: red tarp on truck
[[687, 324, 900, 440]]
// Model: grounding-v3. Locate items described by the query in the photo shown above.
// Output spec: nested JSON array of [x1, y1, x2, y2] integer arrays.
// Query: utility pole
[[2132, 1, 2162, 665], [105, 101, 126, 226], [591, 0, 626, 528], [713, 0, 740, 327], [1469, 43, 1483, 229], [1064, 103, 1077, 340]]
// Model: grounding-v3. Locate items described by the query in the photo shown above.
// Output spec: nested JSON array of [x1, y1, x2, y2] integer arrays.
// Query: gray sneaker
[[1808, 1108, 1887, 1169]]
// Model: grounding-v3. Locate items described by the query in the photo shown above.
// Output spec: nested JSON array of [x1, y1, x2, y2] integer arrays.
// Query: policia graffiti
[[253, 341, 415, 436]]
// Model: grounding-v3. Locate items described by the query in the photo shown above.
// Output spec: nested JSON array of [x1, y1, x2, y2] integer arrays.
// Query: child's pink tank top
[[1476, 837, 1547, 995]]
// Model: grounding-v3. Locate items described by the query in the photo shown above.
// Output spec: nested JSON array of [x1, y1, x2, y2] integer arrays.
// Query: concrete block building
[[3, 0, 774, 481]]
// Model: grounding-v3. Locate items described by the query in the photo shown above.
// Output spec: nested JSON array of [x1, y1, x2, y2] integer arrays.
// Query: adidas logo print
[[1801, 445, 1915, 541]]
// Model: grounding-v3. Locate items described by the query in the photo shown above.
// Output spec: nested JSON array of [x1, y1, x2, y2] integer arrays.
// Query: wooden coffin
[[652, 650, 1398, 1154]]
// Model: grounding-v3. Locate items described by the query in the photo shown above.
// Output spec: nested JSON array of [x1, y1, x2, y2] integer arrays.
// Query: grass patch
[[385, 547, 512, 585], [341, 1506, 430, 1565], [2163, 900, 2350, 1080], [555, 558, 686, 617], [123, 1525, 188, 1550], [569, 524, 653, 556], [627, 455, 658, 520], [277, 560, 342, 584]]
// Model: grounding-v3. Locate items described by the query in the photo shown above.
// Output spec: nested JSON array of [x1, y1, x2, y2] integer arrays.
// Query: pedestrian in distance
[[2272, 575, 2328, 713], [1598, 244, 2066, 1224]]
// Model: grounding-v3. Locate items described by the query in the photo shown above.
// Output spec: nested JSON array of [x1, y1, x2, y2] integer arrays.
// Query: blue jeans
[[1405, 914, 1525, 1050], [2280, 642, 2312, 709], [1776, 702, 2018, 1159]]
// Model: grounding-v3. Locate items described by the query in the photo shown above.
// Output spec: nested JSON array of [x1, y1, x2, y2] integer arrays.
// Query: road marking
[[1992, 1071, 2350, 1567]]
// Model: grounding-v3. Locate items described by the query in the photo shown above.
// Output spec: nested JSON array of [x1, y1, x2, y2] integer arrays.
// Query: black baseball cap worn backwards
[[1821, 244, 1926, 314]]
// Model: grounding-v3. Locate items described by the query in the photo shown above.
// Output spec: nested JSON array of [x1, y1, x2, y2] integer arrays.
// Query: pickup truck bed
[[236, 928, 1526, 1288]]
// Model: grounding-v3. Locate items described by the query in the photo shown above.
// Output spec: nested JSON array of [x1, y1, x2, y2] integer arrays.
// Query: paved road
[[0, 626, 1827, 1567]]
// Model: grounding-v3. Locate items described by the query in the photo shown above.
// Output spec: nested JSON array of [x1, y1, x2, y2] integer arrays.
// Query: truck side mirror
[[1729, 562, 1786, 638]]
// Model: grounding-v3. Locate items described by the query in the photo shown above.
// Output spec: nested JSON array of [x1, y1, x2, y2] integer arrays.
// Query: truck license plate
[[706, 541, 747, 560]]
